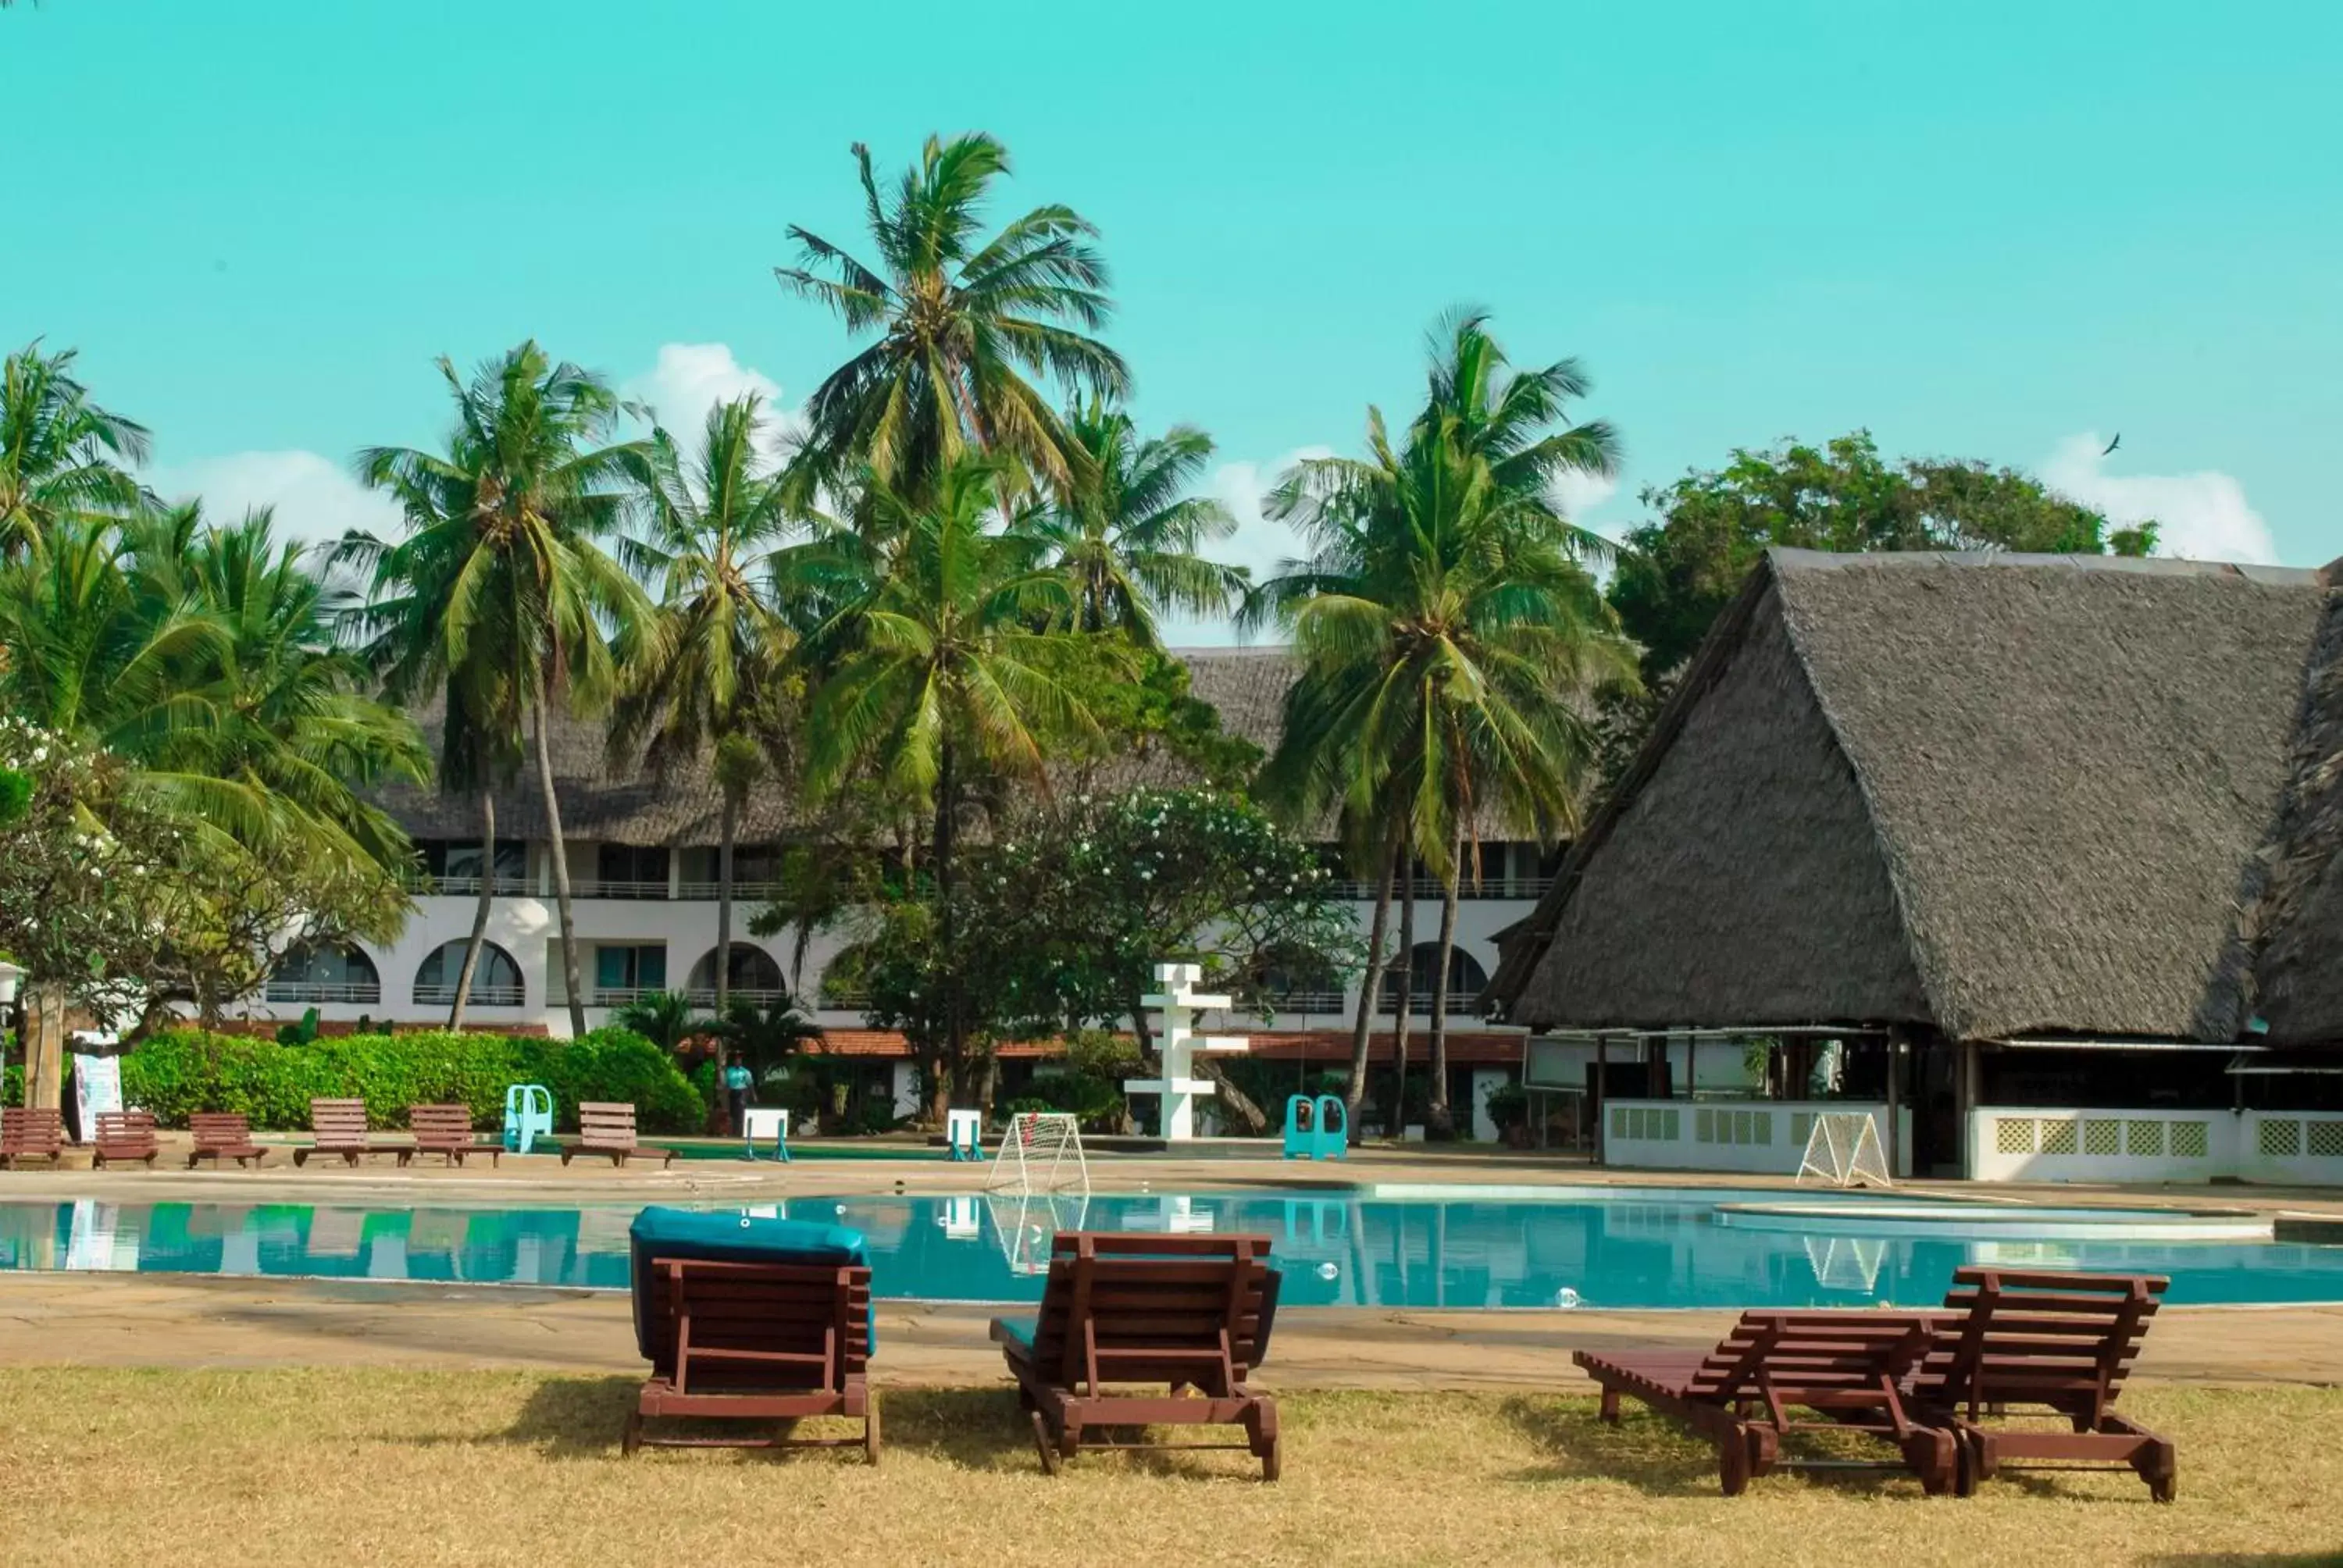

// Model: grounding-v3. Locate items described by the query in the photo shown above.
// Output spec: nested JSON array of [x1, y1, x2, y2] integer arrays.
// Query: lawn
[[1, 1370, 2338, 1566]]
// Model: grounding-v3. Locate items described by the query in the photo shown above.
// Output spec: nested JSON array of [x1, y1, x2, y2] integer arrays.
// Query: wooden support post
[[1884, 1032, 1902, 1180], [1593, 1033, 1608, 1167], [1952, 1038, 1979, 1181], [1684, 1035, 1696, 1102]]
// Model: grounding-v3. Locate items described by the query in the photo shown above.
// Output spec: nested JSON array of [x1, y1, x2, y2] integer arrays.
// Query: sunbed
[[92, 1110, 159, 1168], [0, 1107, 66, 1169], [559, 1102, 675, 1168], [625, 1206, 878, 1459], [291, 1098, 405, 1167], [989, 1231, 1283, 1481], [1910, 1267, 2177, 1501], [187, 1112, 269, 1168], [405, 1103, 499, 1167], [1575, 1310, 1958, 1495]]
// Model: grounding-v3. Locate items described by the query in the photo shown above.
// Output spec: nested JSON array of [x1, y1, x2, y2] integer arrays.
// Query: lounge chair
[[92, 1110, 160, 1168], [405, 1103, 499, 1167], [989, 1231, 1283, 1481], [292, 1098, 405, 1167], [1575, 1310, 1959, 1495], [625, 1206, 878, 1460], [1911, 1267, 2177, 1501], [187, 1112, 269, 1169], [0, 1107, 66, 1169], [560, 1102, 675, 1168]]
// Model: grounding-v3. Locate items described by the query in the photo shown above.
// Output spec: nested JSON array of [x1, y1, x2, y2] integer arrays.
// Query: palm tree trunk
[[716, 790, 738, 1020], [933, 736, 960, 1121], [1390, 864, 1415, 1138], [21, 981, 67, 1111], [448, 790, 495, 1030], [533, 683, 589, 1039], [1428, 829, 1464, 1138], [1343, 826, 1403, 1129]]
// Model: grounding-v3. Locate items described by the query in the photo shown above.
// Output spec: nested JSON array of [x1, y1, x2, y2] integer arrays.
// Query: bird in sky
[[2102, 433, 2122, 457]]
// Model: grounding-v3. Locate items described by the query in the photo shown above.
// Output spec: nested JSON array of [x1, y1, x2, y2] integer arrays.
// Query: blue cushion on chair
[[996, 1315, 1038, 1355], [629, 1206, 872, 1361]]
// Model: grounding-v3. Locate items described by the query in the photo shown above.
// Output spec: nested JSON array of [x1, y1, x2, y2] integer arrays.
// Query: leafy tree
[[348, 342, 652, 1035], [778, 134, 1128, 498], [0, 341, 149, 561], [1051, 636, 1263, 790], [712, 992, 826, 1089], [612, 990, 710, 1053]]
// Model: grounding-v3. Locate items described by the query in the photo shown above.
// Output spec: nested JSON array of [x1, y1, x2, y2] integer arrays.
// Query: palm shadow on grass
[[1496, 1395, 1934, 1500]]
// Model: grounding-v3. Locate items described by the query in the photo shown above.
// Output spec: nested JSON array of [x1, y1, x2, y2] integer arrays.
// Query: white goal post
[[982, 1111, 1092, 1196], [1797, 1111, 1893, 1188]]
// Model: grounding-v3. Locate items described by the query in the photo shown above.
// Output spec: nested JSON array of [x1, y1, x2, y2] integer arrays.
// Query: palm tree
[[778, 134, 1128, 499], [797, 453, 1103, 1106], [715, 991, 826, 1089], [1022, 400, 1247, 642], [613, 989, 710, 1053], [612, 393, 797, 1019], [0, 342, 150, 561], [348, 342, 651, 1036], [1250, 317, 1637, 1132]]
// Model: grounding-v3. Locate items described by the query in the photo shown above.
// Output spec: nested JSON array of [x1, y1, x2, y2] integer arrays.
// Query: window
[[1381, 943, 1490, 1015], [594, 943, 666, 996], [595, 845, 670, 893], [414, 940, 523, 1007], [686, 943, 784, 1000], [267, 943, 381, 1004], [419, 839, 526, 883]]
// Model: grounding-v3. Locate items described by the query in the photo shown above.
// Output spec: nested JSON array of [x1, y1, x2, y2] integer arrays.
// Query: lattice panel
[[2083, 1119, 2121, 1156], [2170, 1121, 2209, 1159], [2259, 1118, 2302, 1158], [1995, 1118, 2037, 1155], [2309, 1121, 2343, 1159], [2041, 1120, 2078, 1155], [2126, 1120, 2165, 1157]]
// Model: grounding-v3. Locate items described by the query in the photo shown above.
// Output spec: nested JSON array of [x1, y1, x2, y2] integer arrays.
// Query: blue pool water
[[1, 1188, 2335, 1309]]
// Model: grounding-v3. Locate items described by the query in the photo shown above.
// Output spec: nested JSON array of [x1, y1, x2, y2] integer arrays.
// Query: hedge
[[116, 1027, 701, 1134]]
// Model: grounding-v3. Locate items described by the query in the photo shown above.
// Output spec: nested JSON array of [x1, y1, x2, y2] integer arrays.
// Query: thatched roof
[[1491, 548, 2343, 1046]]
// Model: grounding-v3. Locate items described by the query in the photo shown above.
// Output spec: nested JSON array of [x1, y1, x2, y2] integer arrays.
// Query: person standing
[[722, 1051, 754, 1136]]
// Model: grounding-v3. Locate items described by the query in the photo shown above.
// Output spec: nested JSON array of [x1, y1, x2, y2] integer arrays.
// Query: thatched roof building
[[1488, 548, 2343, 1050]]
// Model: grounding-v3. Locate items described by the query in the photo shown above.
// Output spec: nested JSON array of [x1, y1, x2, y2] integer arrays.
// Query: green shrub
[[2, 1063, 20, 1107], [118, 1027, 701, 1134]]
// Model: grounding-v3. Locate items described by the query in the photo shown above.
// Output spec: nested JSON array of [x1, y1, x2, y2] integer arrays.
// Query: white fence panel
[[1603, 1099, 1913, 1178]]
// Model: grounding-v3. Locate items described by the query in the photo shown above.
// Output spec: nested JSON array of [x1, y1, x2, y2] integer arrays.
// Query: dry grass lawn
[[2, 1370, 2339, 1566]]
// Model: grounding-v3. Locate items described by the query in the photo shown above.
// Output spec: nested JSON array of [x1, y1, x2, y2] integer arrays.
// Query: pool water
[[1, 1188, 2335, 1309]]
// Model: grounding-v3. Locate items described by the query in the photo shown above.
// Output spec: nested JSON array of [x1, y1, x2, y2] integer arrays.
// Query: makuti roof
[[1492, 548, 2343, 1047]]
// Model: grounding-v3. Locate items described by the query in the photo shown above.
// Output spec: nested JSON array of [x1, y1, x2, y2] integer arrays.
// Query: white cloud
[[143, 449, 402, 549], [2042, 433, 2278, 565], [621, 342, 790, 451]]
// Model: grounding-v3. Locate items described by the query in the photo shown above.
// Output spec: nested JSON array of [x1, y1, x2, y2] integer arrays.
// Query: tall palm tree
[[612, 393, 797, 1018], [777, 134, 1128, 499], [347, 342, 651, 1036], [1023, 400, 1247, 642], [797, 453, 1102, 1105], [0, 342, 150, 561]]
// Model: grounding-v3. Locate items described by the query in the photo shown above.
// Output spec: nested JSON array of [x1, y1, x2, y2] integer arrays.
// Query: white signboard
[[73, 1053, 123, 1136]]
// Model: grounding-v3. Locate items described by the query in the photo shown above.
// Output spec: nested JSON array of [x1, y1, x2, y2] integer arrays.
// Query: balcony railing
[[265, 981, 381, 1005], [1265, 990, 1347, 1013], [407, 875, 790, 903], [1384, 994, 1485, 1017], [412, 983, 524, 1007], [587, 986, 662, 1007], [1326, 876, 1552, 901], [405, 874, 535, 897], [681, 987, 790, 1009], [572, 878, 672, 901], [676, 880, 785, 902]]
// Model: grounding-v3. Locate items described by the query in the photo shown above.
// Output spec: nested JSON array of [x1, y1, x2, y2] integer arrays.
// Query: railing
[[1265, 990, 1346, 1013], [405, 874, 535, 897], [675, 880, 785, 902], [681, 987, 790, 1009], [1325, 876, 1552, 901], [409, 875, 790, 903], [264, 981, 381, 1004], [412, 983, 524, 1007], [571, 878, 672, 901], [1384, 994, 1485, 1017], [587, 986, 661, 1007], [819, 986, 871, 1010]]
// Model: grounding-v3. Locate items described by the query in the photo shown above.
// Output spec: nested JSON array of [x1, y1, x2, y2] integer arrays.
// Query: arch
[[414, 939, 524, 1007], [818, 942, 873, 1009], [267, 943, 381, 1004], [687, 943, 785, 1000], [1382, 943, 1489, 1014]]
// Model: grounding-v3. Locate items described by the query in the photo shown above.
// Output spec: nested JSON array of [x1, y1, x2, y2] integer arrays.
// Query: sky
[[5, 1, 2336, 643]]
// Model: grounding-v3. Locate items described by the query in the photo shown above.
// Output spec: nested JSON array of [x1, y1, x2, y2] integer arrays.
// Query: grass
[[1, 1370, 2339, 1566]]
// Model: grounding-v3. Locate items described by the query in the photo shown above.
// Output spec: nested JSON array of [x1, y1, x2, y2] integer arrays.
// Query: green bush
[[118, 1027, 701, 1134], [2, 1063, 20, 1107]]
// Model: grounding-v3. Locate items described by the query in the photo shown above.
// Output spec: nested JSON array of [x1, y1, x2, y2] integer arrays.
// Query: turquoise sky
[[5, 0, 2335, 622]]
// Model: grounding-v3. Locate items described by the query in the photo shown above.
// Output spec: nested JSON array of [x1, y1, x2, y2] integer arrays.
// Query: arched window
[[818, 943, 872, 1010], [414, 940, 524, 1007], [267, 943, 381, 1005], [1381, 943, 1489, 1016], [686, 943, 785, 1002]]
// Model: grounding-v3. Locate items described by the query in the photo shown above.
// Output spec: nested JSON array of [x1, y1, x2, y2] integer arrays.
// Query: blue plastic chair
[[502, 1084, 554, 1154]]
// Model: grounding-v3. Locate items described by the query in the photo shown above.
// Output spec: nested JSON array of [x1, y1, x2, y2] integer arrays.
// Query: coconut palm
[[0, 342, 150, 561], [778, 133, 1127, 499], [346, 342, 651, 1035], [1022, 400, 1247, 643], [612, 392, 797, 1017]]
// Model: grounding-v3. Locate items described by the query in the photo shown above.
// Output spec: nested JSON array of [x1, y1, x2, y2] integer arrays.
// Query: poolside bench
[[560, 1102, 673, 1168], [293, 1098, 407, 1167], [404, 1104, 499, 1167], [187, 1112, 269, 1169], [92, 1110, 159, 1168], [0, 1107, 66, 1169]]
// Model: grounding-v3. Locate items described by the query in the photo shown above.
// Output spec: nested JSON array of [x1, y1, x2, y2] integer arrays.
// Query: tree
[[350, 342, 652, 1036], [0, 342, 149, 561], [612, 990, 710, 1053], [1025, 400, 1246, 641], [713, 992, 826, 1092], [612, 393, 797, 1018], [778, 134, 1128, 498]]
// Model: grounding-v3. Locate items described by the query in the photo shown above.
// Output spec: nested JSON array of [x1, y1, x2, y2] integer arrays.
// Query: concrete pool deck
[[5, 1144, 2341, 1390]]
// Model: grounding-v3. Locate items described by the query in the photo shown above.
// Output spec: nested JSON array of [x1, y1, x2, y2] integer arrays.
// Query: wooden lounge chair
[[404, 1103, 499, 1167], [1575, 1310, 1958, 1495], [990, 1231, 1283, 1481], [1910, 1267, 2177, 1501], [626, 1206, 877, 1459], [92, 1110, 160, 1168], [187, 1112, 269, 1169], [559, 1102, 674, 1168], [292, 1098, 405, 1167], [0, 1107, 66, 1169]]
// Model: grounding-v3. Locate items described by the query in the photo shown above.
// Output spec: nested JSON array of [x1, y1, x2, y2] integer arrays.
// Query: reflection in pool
[[0, 1188, 2334, 1309]]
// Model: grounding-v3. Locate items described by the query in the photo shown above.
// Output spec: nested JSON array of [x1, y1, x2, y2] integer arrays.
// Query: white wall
[[1602, 1098, 1914, 1178], [1972, 1107, 2343, 1185]]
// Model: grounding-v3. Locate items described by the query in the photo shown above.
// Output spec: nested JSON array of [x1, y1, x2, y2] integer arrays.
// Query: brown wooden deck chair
[[187, 1112, 269, 1168], [629, 1259, 878, 1460], [404, 1103, 498, 1166], [559, 1101, 674, 1167], [989, 1231, 1282, 1481], [292, 1099, 405, 1167], [92, 1110, 159, 1168], [0, 1107, 66, 1169], [1574, 1311, 1958, 1495], [1910, 1267, 2177, 1501]]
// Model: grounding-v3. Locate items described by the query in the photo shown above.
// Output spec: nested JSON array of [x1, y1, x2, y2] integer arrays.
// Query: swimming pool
[[1, 1187, 2334, 1309]]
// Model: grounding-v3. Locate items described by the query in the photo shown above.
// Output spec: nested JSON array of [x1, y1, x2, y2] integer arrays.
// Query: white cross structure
[[1125, 961, 1254, 1141]]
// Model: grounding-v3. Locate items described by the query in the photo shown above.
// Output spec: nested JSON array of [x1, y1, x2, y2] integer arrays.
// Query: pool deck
[[5, 1145, 2341, 1391]]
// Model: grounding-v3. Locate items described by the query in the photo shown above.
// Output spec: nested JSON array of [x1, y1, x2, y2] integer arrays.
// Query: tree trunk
[[934, 736, 961, 1113], [1198, 1057, 1269, 1135], [716, 790, 738, 1020], [22, 981, 67, 1111], [1390, 863, 1416, 1139], [1343, 827, 1403, 1130], [1428, 830, 1464, 1139], [533, 685, 589, 1039], [448, 790, 496, 1030]]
